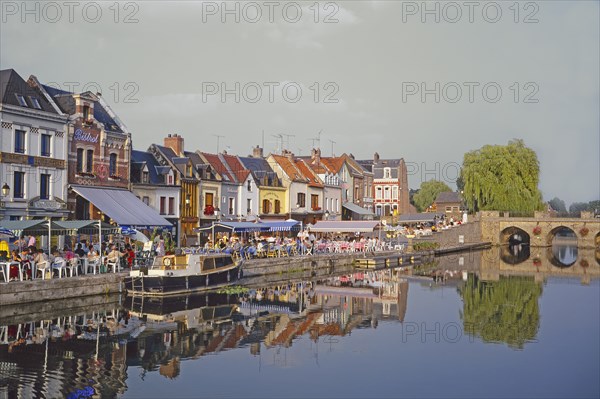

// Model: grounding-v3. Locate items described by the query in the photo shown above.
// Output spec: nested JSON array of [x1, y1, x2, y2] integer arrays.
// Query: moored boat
[[124, 253, 243, 296]]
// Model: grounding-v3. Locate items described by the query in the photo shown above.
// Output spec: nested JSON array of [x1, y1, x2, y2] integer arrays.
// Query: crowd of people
[[0, 234, 140, 281]]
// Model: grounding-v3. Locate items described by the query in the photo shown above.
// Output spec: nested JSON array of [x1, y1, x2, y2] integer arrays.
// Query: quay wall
[[0, 273, 124, 307]]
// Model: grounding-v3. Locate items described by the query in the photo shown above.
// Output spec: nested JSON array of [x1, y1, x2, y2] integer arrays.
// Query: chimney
[[164, 133, 184, 156], [252, 145, 263, 158], [282, 149, 294, 160], [310, 148, 321, 163], [374, 152, 380, 162]]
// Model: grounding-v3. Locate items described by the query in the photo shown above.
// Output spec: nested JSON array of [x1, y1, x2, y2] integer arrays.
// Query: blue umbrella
[[0, 227, 15, 239], [120, 227, 136, 236]]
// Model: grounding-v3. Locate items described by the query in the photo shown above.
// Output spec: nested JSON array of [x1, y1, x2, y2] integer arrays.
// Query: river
[[0, 247, 598, 398]]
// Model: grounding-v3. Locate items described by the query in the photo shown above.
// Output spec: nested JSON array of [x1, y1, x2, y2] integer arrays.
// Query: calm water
[[1, 249, 599, 398]]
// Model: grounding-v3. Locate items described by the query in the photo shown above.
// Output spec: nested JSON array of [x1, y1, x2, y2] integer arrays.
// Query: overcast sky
[[2, 0, 598, 206]]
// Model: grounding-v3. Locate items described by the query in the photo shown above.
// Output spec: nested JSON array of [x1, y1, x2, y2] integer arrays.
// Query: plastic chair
[[35, 260, 51, 280], [53, 259, 67, 278], [107, 258, 120, 273], [86, 258, 100, 274], [67, 258, 79, 277]]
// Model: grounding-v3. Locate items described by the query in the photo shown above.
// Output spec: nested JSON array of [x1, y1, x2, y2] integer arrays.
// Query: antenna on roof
[[212, 134, 225, 153], [329, 139, 336, 157], [272, 134, 283, 154], [283, 134, 295, 151]]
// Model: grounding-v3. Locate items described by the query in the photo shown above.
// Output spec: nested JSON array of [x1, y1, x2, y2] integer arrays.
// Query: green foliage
[[548, 197, 567, 213], [460, 139, 544, 212], [569, 200, 600, 216], [216, 285, 249, 295], [412, 241, 439, 251], [457, 274, 542, 349], [413, 180, 452, 212]]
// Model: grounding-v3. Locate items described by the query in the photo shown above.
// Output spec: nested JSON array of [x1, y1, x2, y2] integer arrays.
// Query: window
[[76, 148, 84, 173], [16, 94, 27, 107], [392, 186, 398, 200], [13, 171, 25, 198], [297, 193, 306, 207], [375, 205, 382, 217], [30, 97, 42, 109], [247, 180, 252, 191], [14, 130, 25, 153], [86, 150, 94, 173], [311, 194, 319, 210], [262, 199, 271, 214], [383, 167, 391, 179], [376, 187, 382, 200], [142, 196, 149, 205], [247, 199, 252, 213], [142, 171, 149, 183], [109, 153, 117, 176], [274, 199, 280, 214], [228, 198, 235, 215], [168, 175, 173, 185], [355, 186, 360, 201], [40, 173, 50, 200], [83, 105, 90, 121], [336, 199, 339, 213], [384, 186, 391, 200], [446, 206, 452, 213], [169, 197, 175, 215], [160, 197, 166, 214], [205, 193, 214, 206], [41, 134, 51, 157]]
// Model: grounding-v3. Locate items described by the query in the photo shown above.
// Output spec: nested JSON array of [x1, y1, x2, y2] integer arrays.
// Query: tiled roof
[[221, 153, 251, 183], [320, 157, 345, 174], [0, 69, 59, 114], [271, 154, 307, 183], [238, 156, 280, 186], [294, 159, 323, 187], [131, 150, 168, 185], [42, 85, 124, 133], [201, 152, 236, 183], [435, 191, 461, 203]]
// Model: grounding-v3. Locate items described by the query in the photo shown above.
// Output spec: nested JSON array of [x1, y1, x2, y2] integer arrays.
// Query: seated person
[[74, 243, 86, 258], [124, 244, 135, 268], [107, 245, 123, 264], [9, 250, 21, 280], [63, 246, 76, 261]]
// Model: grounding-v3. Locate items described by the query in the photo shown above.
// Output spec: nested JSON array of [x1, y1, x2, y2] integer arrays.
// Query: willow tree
[[461, 139, 544, 212], [413, 180, 452, 212], [458, 274, 542, 349]]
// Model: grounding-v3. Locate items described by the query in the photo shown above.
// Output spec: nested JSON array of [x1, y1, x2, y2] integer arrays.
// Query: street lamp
[[1, 183, 10, 197], [324, 210, 330, 220], [185, 194, 191, 206]]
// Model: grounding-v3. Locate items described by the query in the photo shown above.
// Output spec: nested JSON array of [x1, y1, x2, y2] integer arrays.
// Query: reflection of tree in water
[[457, 274, 542, 349]]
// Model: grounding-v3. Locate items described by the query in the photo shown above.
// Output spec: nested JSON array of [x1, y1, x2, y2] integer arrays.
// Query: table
[[0, 261, 21, 282]]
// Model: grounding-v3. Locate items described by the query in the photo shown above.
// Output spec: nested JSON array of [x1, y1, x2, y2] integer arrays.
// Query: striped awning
[[309, 221, 381, 233], [260, 221, 300, 232]]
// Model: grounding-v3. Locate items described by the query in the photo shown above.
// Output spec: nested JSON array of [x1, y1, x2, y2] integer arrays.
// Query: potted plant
[[579, 227, 589, 237], [204, 204, 215, 216], [532, 226, 542, 236]]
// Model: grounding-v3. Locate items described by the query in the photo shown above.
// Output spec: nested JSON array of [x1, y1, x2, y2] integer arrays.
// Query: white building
[[0, 69, 69, 220]]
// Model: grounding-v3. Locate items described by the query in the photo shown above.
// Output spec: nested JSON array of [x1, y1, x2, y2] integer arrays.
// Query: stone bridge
[[477, 211, 600, 249]]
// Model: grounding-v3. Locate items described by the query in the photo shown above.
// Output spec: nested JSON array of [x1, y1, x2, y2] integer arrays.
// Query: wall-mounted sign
[[74, 128, 99, 143], [32, 199, 63, 210]]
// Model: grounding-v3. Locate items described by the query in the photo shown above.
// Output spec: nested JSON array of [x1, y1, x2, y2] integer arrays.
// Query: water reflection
[[549, 245, 578, 267], [0, 256, 598, 398], [457, 274, 542, 349], [500, 243, 531, 265]]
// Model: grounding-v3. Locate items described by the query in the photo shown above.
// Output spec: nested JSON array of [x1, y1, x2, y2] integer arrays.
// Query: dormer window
[[142, 171, 149, 183], [30, 97, 42, 109], [383, 167, 391, 179], [15, 94, 27, 107], [247, 180, 252, 191], [83, 105, 90, 121]]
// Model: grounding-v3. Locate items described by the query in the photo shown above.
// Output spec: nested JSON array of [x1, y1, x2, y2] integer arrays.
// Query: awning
[[195, 222, 269, 233], [397, 213, 444, 224], [342, 202, 374, 216], [71, 185, 172, 228], [0, 220, 62, 235], [309, 221, 380, 233], [260, 221, 300, 232], [53, 220, 120, 235]]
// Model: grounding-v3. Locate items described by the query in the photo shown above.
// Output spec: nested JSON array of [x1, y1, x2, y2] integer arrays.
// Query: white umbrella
[[130, 229, 149, 243]]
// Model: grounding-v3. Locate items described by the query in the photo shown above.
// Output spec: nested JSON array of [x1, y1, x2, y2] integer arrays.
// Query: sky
[[1, 0, 598, 206]]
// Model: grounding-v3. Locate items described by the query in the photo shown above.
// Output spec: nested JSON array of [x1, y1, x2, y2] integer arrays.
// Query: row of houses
[[0, 69, 413, 245]]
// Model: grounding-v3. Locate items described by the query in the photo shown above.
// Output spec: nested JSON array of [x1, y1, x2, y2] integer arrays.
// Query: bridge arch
[[500, 226, 530, 246], [546, 246, 578, 268], [546, 226, 578, 246]]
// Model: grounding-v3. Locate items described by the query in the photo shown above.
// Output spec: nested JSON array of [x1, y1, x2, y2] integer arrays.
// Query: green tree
[[569, 200, 600, 216], [548, 197, 567, 213], [412, 180, 452, 212], [460, 139, 544, 212], [457, 274, 542, 349]]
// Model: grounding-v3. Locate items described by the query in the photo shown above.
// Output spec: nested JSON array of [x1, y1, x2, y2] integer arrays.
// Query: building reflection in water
[[0, 269, 409, 396]]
